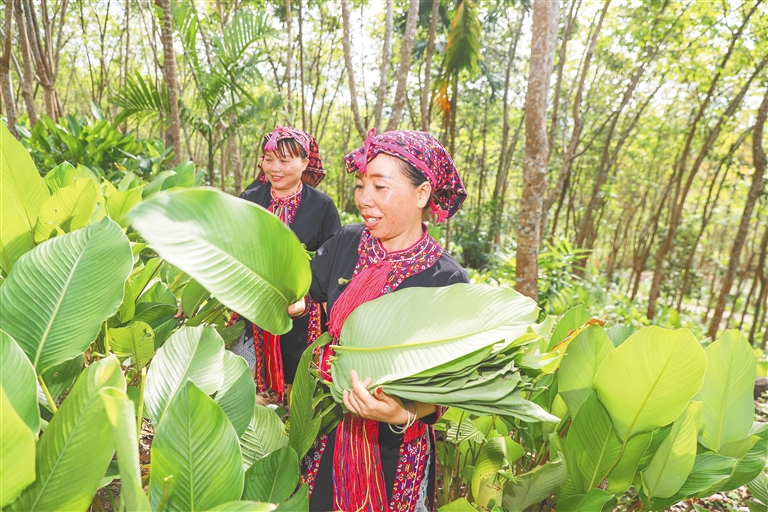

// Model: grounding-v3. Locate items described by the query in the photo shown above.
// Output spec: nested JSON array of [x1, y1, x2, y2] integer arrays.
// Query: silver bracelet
[[389, 401, 417, 434]]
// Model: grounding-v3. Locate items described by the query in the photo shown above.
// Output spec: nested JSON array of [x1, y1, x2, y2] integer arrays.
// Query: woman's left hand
[[342, 370, 409, 424]]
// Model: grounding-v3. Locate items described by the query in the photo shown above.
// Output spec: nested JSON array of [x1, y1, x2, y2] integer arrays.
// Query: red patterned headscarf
[[343, 129, 467, 222], [259, 126, 325, 187]]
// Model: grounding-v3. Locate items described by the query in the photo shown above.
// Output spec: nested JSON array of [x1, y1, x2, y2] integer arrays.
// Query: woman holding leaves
[[289, 129, 467, 512], [229, 126, 341, 403]]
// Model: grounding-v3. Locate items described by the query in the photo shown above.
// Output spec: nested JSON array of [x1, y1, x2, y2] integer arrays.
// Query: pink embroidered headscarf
[[343, 129, 467, 222]]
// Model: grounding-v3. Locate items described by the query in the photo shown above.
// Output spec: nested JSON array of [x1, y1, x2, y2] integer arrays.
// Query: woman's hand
[[287, 298, 306, 317], [343, 370, 410, 424]]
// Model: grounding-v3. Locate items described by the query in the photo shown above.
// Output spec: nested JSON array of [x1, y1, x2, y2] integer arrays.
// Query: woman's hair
[[395, 158, 433, 216], [262, 136, 308, 160]]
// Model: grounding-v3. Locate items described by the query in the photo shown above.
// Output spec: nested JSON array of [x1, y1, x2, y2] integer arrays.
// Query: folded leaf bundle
[[329, 284, 558, 422]]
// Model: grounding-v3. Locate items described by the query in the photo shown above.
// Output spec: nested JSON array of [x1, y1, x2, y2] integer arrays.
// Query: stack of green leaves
[[329, 284, 559, 423]]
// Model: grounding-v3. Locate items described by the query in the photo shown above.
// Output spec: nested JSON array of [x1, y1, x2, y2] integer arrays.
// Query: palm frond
[[444, 0, 482, 77], [110, 73, 171, 132]]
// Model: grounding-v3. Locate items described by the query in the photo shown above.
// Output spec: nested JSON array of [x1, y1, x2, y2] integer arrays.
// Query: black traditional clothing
[[302, 224, 468, 512]]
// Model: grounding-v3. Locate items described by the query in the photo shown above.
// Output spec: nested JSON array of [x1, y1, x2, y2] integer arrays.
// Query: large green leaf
[[594, 327, 706, 440], [182, 279, 210, 317], [240, 404, 289, 470], [289, 334, 332, 460], [242, 446, 298, 503], [43, 162, 76, 194], [694, 330, 756, 452], [648, 453, 738, 510], [567, 392, 622, 490], [150, 381, 244, 512], [129, 188, 311, 335], [144, 325, 225, 426], [39, 355, 83, 407], [33, 178, 98, 241], [100, 387, 151, 512], [641, 401, 701, 499], [0, 217, 132, 371], [0, 122, 49, 273], [605, 432, 652, 494], [274, 484, 308, 511], [718, 422, 768, 492], [0, 386, 36, 508], [438, 498, 478, 511], [106, 189, 142, 229], [549, 304, 591, 350], [605, 324, 634, 348], [332, 284, 538, 392], [502, 458, 567, 512], [215, 351, 256, 437], [558, 325, 613, 417], [0, 329, 38, 433], [108, 321, 154, 369], [205, 502, 277, 511], [9, 356, 124, 512], [557, 488, 614, 512]]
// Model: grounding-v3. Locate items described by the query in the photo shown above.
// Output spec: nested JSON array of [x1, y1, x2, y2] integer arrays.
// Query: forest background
[[1, 0, 768, 349]]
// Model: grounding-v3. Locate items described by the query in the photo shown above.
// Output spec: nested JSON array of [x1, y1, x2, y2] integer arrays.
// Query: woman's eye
[[375, 185, 386, 190], [354, 184, 363, 190]]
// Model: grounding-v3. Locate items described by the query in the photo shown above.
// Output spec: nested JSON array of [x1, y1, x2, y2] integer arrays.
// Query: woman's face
[[354, 154, 431, 250], [262, 149, 308, 195]]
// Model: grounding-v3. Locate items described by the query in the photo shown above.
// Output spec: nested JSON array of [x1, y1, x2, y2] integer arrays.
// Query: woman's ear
[[416, 182, 432, 209], [302, 158, 310, 171]]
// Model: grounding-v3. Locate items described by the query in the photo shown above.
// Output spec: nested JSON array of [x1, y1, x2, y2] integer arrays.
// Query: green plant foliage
[[106, 189, 142, 229], [144, 325, 225, 425], [130, 188, 311, 335], [502, 457, 567, 512], [240, 405, 289, 470], [641, 401, 702, 499], [43, 162, 77, 194], [557, 488, 614, 512], [9, 356, 124, 512], [108, 321, 154, 370], [242, 446, 299, 503], [214, 351, 257, 437], [204, 502, 277, 511], [604, 324, 635, 347], [182, 279, 211, 318], [472, 436, 524, 510], [274, 484, 308, 511], [567, 393, 622, 491], [593, 326, 706, 440], [39, 356, 84, 407], [0, 330, 39, 433], [549, 304, 592, 350], [0, 217, 132, 371], [558, 325, 613, 417], [0, 122, 49, 274], [150, 381, 245, 512], [33, 178, 98, 243], [0, 386, 36, 508], [648, 453, 739, 510], [100, 387, 151, 512], [694, 330, 756, 452]]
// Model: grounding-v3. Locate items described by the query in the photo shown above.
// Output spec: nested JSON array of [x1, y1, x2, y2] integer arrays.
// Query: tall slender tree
[[155, 0, 183, 165], [385, 0, 419, 131], [1, 0, 17, 137], [516, 0, 560, 300], [341, 0, 366, 139]]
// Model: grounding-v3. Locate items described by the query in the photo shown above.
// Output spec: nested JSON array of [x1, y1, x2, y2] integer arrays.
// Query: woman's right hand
[[287, 298, 306, 317]]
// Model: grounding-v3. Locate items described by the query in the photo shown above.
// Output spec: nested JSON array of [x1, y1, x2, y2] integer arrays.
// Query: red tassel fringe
[[333, 415, 388, 512], [327, 260, 392, 339]]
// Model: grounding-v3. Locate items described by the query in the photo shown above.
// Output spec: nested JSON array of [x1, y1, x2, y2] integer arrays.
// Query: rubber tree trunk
[[341, 0, 367, 139], [1, 0, 17, 138], [156, 0, 183, 165], [515, 0, 560, 301], [385, 0, 419, 132], [420, 0, 439, 131], [14, 0, 37, 125], [373, 0, 393, 132]]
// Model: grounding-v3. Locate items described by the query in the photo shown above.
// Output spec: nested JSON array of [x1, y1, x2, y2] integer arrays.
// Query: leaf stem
[[106, 485, 118, 512], [156, 475, 173, 512], [137, 367, 147, 439], [38, 375, 57, 414], [102, 321, 111, 355]]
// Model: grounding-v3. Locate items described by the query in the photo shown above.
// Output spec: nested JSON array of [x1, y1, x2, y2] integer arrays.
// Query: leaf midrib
[[335, 324, 521, 353], [27, 385, 104, 510], [33, 238, 88, 370]]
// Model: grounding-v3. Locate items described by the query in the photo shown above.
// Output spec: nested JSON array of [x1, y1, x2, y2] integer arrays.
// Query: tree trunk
[[420, 0, 439, 131], [14, 0, 37, 125], [298, 0, 306, 130], [341, 0, 367, 139], [547, 0, 582, 157], [515, 0, 560, 301], [385, 0, 419, 132], [373, 0, 394, 131], [284, 0, 292, 122], [709, 87, 768, 339], [155, 0, 183, 165], [541, 0, 610, 238], [0, 0, 17, 138], [21, 0, 65, 121], [492, 9, 525, 202]]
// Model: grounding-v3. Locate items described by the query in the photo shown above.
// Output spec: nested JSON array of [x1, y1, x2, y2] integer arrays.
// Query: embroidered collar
[[269, 182, 303, 225], [353, 225, 443, 294]]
